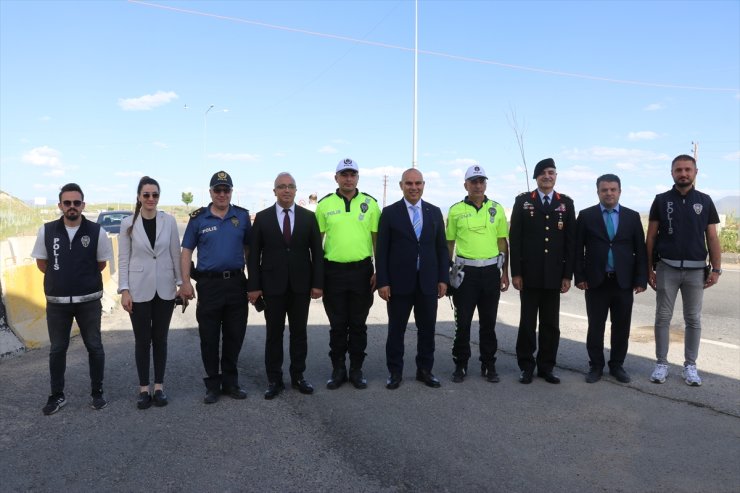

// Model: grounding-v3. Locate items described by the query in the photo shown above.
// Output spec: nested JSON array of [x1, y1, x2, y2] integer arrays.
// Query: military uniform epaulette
[[517, 191, 529, 198], [558, 192, 571, 199], [233, 204, 250, 214], [189, 207, 207, 218], [318, 192, 334, 203]]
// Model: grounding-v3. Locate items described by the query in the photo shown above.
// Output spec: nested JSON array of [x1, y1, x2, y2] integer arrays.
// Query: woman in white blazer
[[118, 176, 183, 409]]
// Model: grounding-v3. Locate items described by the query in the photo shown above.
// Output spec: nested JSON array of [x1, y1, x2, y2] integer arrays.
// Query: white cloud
[[208, 153, 259, 162], [644, 103, 664, 111], [118, 90, 178, 111], [318, 145, 338, 154], [723, 151, 740, 161], [152, 141, 168, 149], [22, 146, 69, 177], [39, 115, 51, 122], [627, 131, 659, 141], [616, 162, 637, 170]]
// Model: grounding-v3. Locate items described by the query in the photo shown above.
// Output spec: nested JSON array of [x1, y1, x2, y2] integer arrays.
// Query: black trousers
[[385, 276, 438, 375], [322, 260, 374, 369], [129, 294, 175, 386], [47, 299, 104, 395], [264, 290, 310, 382], [195, 274, 248, 391], [451, 264, 500, 367], [585, 277, 634, 369], [516, 287, 560, 373]]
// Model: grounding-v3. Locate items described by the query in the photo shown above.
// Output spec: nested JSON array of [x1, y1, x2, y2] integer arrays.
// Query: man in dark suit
[[376, 168, 449, 390], [575, 174, 647, 383], [247, 172, 324, 399], [510, 158, 576, 384]]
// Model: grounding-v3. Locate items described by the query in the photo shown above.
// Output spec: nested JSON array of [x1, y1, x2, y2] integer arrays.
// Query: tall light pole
[[412, 0, 418, 169]]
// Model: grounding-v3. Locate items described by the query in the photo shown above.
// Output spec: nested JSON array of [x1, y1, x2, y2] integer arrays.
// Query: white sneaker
[[682, 364, 702, 386], [650, 363, 669, 383]]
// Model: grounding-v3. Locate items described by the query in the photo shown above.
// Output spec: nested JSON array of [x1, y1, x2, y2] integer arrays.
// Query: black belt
[[605, 272, 616, 279], [325, 257, 372, 270], [197, 269, 244, 279]]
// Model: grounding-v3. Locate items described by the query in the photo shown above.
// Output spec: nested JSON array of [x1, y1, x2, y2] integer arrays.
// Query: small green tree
[[181, 191, 193, 211]]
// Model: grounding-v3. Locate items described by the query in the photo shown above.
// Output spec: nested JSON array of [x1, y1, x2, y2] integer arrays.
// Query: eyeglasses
[[142, 192, 160, 199], [275, 184, 297, 190], [62, 200, 83, 207], [212, 187, 232, 194]]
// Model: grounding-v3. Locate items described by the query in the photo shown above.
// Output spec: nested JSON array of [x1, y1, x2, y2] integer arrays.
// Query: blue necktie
[[411, 206, 421, 239], [605, 209, 615, 271], [543, 195, 550, 208]]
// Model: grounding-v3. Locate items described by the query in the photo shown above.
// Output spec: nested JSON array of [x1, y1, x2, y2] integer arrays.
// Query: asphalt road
[[1, 280, 739, 492]]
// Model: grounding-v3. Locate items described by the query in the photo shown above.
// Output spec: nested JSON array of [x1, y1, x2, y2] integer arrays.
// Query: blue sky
[[1, 0, 738, 213]]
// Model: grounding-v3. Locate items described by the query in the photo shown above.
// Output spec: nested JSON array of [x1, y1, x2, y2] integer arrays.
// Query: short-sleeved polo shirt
[[182, 204, 251, 271], [315, 190, 380, 263], [446, 197, 508, 259]]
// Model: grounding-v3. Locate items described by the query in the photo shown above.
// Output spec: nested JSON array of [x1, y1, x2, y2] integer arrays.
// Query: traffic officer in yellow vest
[[446, 164, 510, 384], [315, 158, 381, 390]]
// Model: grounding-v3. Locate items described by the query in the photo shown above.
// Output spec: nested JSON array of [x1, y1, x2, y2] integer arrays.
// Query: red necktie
[[283, 209, 291, 244]]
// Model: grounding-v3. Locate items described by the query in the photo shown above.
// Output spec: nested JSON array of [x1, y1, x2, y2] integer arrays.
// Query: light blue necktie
[[411, 205, 421, 239], [605, 209, 615, 272]]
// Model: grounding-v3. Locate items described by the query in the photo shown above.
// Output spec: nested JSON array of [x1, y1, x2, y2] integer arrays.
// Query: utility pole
[[382, 175, 388, 208], [692, 141, 699, 186]]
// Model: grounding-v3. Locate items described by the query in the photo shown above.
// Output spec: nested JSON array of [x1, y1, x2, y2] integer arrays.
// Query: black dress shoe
[[152, 389, 168, 407], [137, 391, 152, 410], [348, 369, 368, 389], [609, 366, 631, 383], [203, 390, 220, 404], [519, 370, 534, 384], [585, 367, 603, 383], [223, 386, 248, 399], [386, 373, 402, 390], [291, 377, 314, 395], [326, 367, 347, 390], [452, 365, 467, 383], [481, 363, 500, 383], [264, 381, 286, 400], [538, 371, 561, 384], [416, 369, 441, 388]]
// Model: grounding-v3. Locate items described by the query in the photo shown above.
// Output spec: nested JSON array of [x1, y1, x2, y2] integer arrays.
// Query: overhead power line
[[128, 0, 737, 93]]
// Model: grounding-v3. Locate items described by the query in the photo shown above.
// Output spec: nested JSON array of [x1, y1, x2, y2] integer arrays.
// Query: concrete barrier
[[0, 234, 120, 352]]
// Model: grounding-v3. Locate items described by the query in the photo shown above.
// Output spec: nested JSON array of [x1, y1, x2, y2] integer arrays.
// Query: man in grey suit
[[248, 172, 324, 399], [575, 174, 647, 383]]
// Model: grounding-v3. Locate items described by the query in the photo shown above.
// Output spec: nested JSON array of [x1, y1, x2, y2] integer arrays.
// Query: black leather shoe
[[223, 386, 248, 399], [348, 369, 367, 389], [386, 373, 402, 390], [416, 369, 441, 388], [203, 390, 219, 404], [137, 392, 152, 410], [291, 377, 314, 395], [452, 365, 467, 383], [538, 371, 561, 384], [585, 367, 603, 383], [264, 381, 286, 400], [152, 389, 168, 407], [326, 367, 347, 390], [609, 366, 631, 383], [482, 363, 500, 383], [519, 370, 534, 384]]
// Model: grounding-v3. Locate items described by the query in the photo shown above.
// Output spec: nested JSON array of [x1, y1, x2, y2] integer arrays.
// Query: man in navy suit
[[575, 174, 647, 383], [248, 172, 324, 399], [376, 168, 449, 389]]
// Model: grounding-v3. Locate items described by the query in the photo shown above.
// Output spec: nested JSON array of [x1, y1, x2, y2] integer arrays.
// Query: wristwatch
[[711, 268, 722, 275]]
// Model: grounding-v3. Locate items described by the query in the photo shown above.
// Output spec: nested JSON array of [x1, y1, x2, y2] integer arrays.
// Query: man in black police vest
[[31, 183, 114, 415]]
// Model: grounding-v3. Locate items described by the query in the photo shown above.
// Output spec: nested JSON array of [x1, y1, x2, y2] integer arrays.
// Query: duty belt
[[198, 269, 244, 279], [455, 255, 503, 268], [46, 290, 103, 304], [660, 258, 706, 269]]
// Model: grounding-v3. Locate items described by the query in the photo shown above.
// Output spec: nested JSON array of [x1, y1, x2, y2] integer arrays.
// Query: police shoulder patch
[[318, 192, 334, 203], [189, 207, 206, 218]]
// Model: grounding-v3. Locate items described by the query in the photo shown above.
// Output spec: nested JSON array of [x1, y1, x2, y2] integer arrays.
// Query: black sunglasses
[[62, 200, 83, 207], [212, 187, 232, 194], [142, 192, 160, 199]]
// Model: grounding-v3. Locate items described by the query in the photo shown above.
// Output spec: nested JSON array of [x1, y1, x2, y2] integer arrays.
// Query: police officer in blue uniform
[[180, 171, 252, 404]]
